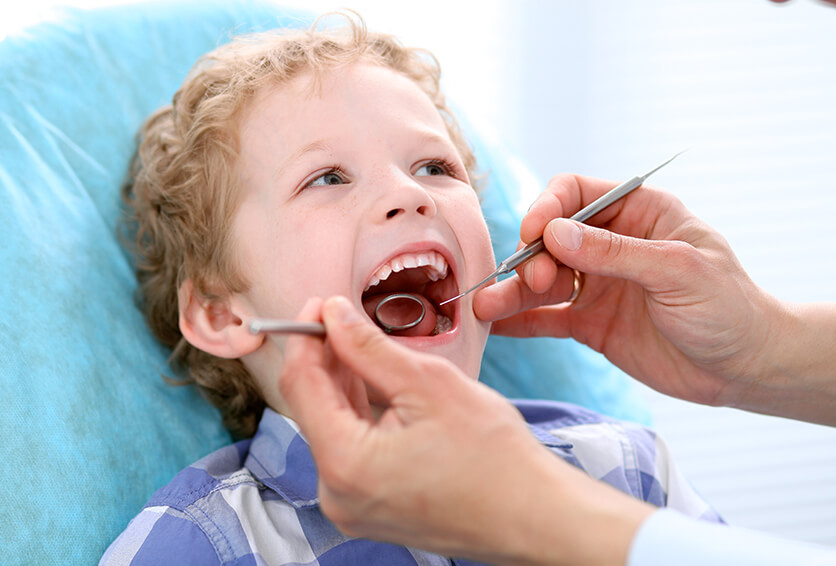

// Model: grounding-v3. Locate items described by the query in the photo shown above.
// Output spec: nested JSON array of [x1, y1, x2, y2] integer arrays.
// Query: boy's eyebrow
[[279, 139, 332, 173], [413, 129, 456, 150], [276, 129, 456, 177], [271, 139, 333, 189]]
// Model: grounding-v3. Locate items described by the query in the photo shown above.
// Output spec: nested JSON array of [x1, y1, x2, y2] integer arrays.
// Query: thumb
[[321, 296, 436, 400], [545, 218, 680, 288]]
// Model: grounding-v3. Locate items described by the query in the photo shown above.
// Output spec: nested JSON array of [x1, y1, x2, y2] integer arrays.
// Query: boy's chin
[[364, 350, 483, 409]]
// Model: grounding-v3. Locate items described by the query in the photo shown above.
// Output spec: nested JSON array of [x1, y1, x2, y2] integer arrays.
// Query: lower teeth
[[431, 314, 453, 336]]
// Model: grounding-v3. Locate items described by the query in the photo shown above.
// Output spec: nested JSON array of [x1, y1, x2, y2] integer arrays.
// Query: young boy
[[103, 14, 722, 565]]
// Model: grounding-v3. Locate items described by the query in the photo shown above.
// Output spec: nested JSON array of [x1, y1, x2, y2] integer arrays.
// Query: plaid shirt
[[102, 401, 722, 565]]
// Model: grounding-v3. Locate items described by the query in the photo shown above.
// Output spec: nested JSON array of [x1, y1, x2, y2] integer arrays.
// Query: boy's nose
[[375, 171, 437, 223], [385, 201, 433, 220]]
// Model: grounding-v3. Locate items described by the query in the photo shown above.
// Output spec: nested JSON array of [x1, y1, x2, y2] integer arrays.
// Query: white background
[[6, 0, 835, 548]]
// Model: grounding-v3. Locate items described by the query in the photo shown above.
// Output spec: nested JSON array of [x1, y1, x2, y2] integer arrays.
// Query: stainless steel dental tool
[[248, 319, 326, 336], [248, 293, 426, 336], [439, 151, 686, 306], [373, 293, 426, 333]]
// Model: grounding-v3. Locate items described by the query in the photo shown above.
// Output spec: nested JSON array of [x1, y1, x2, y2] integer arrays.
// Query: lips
[[361, 248, 458, 337]]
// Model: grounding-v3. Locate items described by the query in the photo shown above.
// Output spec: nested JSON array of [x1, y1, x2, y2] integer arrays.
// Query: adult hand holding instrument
[[439, 150, 686, 306]]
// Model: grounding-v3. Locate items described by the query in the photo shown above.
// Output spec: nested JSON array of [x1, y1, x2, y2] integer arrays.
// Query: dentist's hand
[[473, 174, 806, 418], [279, 296, 651, 566]]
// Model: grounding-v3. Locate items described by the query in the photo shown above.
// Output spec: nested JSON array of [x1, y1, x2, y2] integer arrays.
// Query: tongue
[[362, 293, 439, 336]]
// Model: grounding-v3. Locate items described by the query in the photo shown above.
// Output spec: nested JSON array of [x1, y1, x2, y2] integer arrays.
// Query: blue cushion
[[0, 2, 648, 563]]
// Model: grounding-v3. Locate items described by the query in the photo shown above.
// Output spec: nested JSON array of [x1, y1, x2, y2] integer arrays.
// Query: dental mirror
[[372, 293, 426, 334], [248, 292, 427, 337]]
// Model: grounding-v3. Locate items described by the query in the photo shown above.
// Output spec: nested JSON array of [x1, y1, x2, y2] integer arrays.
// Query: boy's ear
[[178, 279, 262, 359]]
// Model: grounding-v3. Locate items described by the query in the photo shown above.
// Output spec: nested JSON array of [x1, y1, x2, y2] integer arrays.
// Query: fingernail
[[524, 260, 536, 283], [549, 219, 582, 251], [329, 296, 365, 325], [527, 193, 544, 214]]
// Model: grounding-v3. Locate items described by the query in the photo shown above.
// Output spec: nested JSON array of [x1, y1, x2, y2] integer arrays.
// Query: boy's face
[[230, 62, 495, 396]]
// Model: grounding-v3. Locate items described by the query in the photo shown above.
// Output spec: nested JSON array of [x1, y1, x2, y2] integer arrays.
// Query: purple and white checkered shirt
[[101, 400, 723, 565]]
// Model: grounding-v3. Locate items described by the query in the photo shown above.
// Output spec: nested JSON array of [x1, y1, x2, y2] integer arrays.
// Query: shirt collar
[[244, 405, 576, 510], [244, 408, 320, 509], [529, 425, 574, 450]]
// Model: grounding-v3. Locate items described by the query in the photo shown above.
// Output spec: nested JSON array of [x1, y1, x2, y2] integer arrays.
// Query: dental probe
[[248, 319, 326, 336], [249, 293, 427, 336], [440, 150, 686, 306]]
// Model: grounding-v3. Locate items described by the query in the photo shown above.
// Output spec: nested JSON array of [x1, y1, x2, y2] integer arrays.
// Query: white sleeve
[[628, 509, 836, 566]]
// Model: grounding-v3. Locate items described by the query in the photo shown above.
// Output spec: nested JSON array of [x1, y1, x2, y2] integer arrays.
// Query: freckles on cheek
[[333, 193, 359, 218], [291, 193, 357, 226], [278, 199, 357, 274]]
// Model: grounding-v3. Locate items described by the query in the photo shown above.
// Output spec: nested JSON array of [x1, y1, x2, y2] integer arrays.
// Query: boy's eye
[[415, 161, 450, 177], [308, 170, 347, 187]]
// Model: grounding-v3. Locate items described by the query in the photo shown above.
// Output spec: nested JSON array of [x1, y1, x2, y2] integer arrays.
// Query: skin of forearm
[[733, 299, 836, 425]]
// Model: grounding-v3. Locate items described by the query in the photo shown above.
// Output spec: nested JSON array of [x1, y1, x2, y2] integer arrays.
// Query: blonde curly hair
[[122, 13, 478, 439]]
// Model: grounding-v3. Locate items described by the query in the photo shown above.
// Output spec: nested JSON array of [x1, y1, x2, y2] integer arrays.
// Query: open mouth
[[361, 250, 458, 337]]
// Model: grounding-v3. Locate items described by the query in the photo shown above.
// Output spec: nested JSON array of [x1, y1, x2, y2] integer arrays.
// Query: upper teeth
[[365, 251, 449, 291]]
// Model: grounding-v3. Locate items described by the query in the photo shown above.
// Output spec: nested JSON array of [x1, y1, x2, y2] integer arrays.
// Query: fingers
[[279, 298, 369, 446], [321, 296, 448, 402], [542, 218, 685, 290], [515, 173, 660, 297], [474, 266, 578, 323], [476, 219, 693, 327], [522, 173, 692, 248], [520, 252, 559, 295], [521, 174, 620, 244], [278, 297, 327, 407]]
